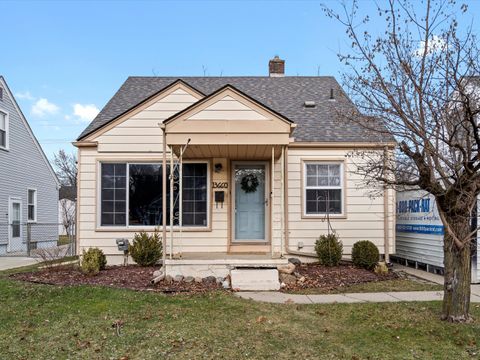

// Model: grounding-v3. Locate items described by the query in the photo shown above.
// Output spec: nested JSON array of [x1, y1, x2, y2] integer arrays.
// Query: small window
[[304, 162, 343, 215], [101, 163, 127, 226], [27, 189, 37, 222], [0, 111, 7, 149]]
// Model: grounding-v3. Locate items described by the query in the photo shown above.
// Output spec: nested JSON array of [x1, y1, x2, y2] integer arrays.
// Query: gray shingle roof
[[78, 76, 392, 143]]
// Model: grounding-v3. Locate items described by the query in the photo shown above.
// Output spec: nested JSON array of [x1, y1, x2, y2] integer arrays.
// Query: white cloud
[[31, 98, 60, 117], [73, 104, 99, 122], [15, 91, 35, 101], [414, 35, 447, 57]]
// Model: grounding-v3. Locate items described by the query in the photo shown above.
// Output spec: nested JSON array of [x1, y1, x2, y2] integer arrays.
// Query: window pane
[[0, 130, 5, 147], [101, 163, 127, 226], [306, 189, 342, 214], [182, 163, 207, 226], [129, 164, 163, 226], [28, 190, 35, 204], [0, 113, 5, 129], [318, 164, 328, 176], [28, 205, 35, 221]]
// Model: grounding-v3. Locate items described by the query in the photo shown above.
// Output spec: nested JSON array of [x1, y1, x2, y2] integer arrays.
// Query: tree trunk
[[442, 215, 472, 322]]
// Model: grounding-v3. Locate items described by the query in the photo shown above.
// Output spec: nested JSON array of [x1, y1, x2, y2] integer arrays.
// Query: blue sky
[[1, 0, 479, 160]]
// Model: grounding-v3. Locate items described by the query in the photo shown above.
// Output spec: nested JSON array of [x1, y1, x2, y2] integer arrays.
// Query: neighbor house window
[[27, 189, 37, 222], [304, 162, 343, 215], [100, 162, 208, 227], [0, 110, 7, 149]]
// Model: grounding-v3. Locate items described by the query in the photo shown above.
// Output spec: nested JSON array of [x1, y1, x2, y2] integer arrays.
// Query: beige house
[[74, 57, 395, 277]]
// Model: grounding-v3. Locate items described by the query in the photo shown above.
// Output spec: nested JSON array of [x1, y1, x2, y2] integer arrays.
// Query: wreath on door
[[241, 174, 259, 193]]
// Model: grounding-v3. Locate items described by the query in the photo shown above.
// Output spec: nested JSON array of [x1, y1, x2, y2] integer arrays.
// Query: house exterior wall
[[285, 147, 395, 256], [77, 146, 395, 261], [0, 78, 59, 254], [77, 85, 395, 262]]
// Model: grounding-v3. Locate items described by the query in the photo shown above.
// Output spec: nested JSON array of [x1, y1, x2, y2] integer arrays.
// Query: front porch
[[158, 84, 295, 269]]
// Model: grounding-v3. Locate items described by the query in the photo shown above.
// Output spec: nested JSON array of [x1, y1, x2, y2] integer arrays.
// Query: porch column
[[280, 145, 285, 257], [161, 125, 167, 266], [271, 146, 275, 258], [170, 148, 174, 259]]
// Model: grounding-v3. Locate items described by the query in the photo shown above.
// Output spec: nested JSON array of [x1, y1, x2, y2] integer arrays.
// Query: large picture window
[[304, 162, 343, 215], [100, 162, 208, 227]]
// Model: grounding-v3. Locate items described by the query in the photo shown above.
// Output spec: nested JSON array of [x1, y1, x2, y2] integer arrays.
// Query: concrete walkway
[[237, 264, 480, 304], [0, 257, 37, 271], [236, 290, 480, 304]]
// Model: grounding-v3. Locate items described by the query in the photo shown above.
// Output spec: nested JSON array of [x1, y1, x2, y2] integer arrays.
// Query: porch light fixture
[[214, 163, 223, 173]]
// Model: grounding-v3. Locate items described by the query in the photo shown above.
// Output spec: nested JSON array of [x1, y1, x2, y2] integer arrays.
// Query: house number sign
[[213, 182, 228, 189]]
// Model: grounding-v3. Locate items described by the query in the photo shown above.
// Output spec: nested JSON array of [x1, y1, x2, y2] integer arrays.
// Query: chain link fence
[[0, 222, 75, 258]]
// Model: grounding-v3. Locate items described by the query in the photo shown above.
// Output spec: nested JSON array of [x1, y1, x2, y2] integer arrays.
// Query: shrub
[[374, 262, 389, 276], [81, 248, 107, 275], [129, 230, 162, 266], [352, 240, 380, 270], [315, 233, 343, 266]]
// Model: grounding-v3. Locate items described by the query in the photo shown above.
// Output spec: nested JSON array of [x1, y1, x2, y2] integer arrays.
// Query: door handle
[[265, 198, 268, 206]]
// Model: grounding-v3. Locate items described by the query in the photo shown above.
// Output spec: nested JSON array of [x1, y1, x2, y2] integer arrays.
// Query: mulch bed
[[10, 265, 222, 294], [281, 261, 398, 292]]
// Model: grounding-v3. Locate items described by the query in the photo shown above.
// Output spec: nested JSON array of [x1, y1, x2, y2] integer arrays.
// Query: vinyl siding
[[286, 148, 395, 256], [0, 79, 58, 254]]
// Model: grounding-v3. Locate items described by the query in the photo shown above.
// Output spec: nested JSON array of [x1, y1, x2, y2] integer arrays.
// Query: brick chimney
[[269, 56, 285, 77]]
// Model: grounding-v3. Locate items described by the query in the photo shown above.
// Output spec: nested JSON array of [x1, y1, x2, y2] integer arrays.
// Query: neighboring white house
[[0, 76, 59, 255], [74, 57, 396, 276]]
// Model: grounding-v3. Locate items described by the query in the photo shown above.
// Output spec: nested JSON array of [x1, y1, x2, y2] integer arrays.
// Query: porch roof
[[164, 85, 293, 156]]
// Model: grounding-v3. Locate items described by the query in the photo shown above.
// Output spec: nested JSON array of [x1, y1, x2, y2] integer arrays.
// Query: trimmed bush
[[352, 240, 379, 270], [129, 230, 162, 267], [81, 248, 107, 276], [315, 233, 343, 266]]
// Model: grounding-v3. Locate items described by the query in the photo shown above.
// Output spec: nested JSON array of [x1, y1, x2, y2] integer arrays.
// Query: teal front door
[[233, 163, 267, 242]]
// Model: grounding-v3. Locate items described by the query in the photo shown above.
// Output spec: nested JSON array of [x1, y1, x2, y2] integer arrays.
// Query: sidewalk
[[236, 290, 480, 304], [0, 257, 37, 271]]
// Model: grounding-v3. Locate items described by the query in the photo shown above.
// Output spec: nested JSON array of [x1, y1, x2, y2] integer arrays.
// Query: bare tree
[[59, 198, 76, 237], [324, 0, 480, 322], [53, 149, 77, 187]]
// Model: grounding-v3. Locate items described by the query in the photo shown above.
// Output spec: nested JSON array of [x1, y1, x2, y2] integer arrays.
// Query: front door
[[233, 163, 268, 242], [8, 198, 22, 253]]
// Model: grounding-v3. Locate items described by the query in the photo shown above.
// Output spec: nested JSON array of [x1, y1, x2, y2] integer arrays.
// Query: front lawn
[[0, 277, 479, 359]]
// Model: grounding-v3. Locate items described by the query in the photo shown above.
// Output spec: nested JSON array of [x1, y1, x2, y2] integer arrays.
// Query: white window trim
[[97, 160, 210, 230], [27, 188, 38, 223], [0, 109, 9, 151], [303, 161, 345, 217]]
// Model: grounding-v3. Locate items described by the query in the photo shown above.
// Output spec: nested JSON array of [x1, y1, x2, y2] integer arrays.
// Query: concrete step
[[230, 268, 280, 291]]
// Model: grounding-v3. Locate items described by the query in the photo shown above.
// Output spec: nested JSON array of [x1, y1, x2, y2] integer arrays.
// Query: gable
[[0, 76, 59, 186], [187, 95, 268, 121], [89, 83, 203, 152], [81, 80, 204, 142], [165, 86, 293, 146]]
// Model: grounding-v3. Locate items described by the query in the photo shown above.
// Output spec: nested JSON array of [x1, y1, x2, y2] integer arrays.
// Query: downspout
[[383, 145, 390, 264], [161, 124, 167, 267]]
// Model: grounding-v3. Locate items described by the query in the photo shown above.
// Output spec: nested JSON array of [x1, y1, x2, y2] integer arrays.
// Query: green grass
[[0, 277, 479, 359], [287, 278, 443, 295]]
